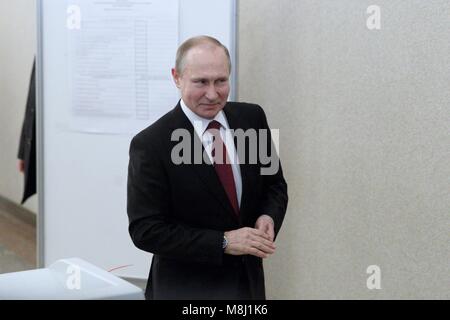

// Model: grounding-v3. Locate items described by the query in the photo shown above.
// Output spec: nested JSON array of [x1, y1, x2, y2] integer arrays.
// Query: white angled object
[[0, 258, 144, 300]]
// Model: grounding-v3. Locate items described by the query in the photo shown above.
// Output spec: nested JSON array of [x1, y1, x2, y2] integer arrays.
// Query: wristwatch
[[222, 235, 228, 250]]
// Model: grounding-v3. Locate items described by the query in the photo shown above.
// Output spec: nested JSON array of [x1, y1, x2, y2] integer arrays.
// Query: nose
[[205, 84, 219, 101]]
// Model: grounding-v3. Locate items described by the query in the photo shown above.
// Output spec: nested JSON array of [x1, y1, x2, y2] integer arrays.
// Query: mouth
[[201, 103, 220, 107]]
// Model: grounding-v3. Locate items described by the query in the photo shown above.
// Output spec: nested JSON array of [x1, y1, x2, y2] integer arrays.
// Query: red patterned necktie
[[206, 120, 239, 215]]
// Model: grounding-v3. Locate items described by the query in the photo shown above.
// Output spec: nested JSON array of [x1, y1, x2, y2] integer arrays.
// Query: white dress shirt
[[180, 99, 242, 207]]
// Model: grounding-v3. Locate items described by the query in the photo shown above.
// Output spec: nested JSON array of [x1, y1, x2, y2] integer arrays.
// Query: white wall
[[238, 0, 449, 299], [0, 0, 37, 212]]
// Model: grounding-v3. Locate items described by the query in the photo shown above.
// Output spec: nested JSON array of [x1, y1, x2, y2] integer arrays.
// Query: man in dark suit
[[127, 36, 288, 300]]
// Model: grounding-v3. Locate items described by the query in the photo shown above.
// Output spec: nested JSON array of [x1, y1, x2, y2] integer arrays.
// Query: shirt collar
[[180, 99, 229, 137]]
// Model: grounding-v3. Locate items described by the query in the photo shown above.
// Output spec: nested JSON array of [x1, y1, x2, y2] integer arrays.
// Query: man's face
[[172, 45, 230, 119]]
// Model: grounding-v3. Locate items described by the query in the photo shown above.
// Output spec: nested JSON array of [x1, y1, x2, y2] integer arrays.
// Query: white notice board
[[37, 0, 236, 280]]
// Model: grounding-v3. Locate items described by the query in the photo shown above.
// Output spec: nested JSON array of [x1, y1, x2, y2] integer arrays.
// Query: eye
[[216, 78, 228, 85], [194, 79, 207, 85]]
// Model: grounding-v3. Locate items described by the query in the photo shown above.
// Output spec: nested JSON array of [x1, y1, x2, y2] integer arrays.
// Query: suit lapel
[[222, 104, 252, 219], [169, 103, 238, 218]]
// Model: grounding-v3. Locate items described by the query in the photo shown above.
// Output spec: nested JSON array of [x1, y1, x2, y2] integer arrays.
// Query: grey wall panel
[[238, 0, 449, 299]]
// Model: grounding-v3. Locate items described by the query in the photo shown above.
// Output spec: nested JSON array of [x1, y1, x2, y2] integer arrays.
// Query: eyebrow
[[191, 77, 228, 81]]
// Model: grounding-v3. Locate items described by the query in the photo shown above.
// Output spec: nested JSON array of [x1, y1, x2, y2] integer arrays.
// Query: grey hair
[[175, 35, 231, 75]]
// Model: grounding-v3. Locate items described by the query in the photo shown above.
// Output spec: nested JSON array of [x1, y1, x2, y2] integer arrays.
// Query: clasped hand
[[224, 215, 276, 259]]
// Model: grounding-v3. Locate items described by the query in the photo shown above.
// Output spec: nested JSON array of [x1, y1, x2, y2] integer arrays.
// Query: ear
[[171, 68, 181, 88]]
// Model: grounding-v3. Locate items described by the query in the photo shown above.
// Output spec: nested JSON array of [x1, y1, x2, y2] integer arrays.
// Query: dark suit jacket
[[18, 59, 36, 204], [127, 101, 288, 300]]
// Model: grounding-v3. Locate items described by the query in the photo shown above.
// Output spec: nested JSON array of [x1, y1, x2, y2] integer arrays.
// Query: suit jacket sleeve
[[18, 59, 36, 160], [127, 134, 224, 265], [257, 105, 289, 238]]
